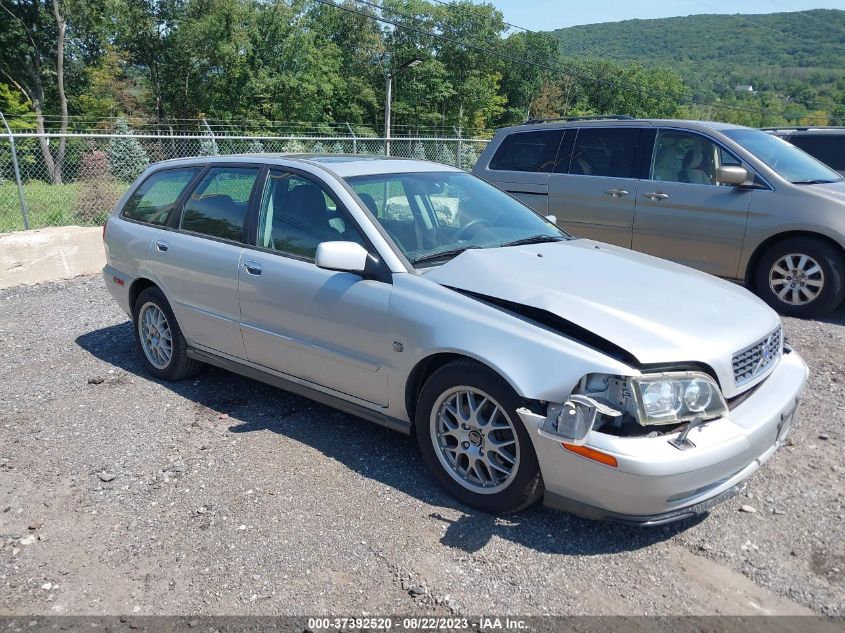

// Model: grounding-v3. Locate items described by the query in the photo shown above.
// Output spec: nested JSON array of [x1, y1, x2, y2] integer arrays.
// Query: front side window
[[489, 130, 564, 173], [121, 168, 199, 226], [651, 130, 740, 186], [724, 128, 842, 184], [346, 171, 568, 266], [180, 167, 259, 241], [569, 128, 643, 178], [257, 171, 366, 260]]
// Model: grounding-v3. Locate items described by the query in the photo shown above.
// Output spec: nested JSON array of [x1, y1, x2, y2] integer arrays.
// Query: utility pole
[[384, 58, 423, 157]]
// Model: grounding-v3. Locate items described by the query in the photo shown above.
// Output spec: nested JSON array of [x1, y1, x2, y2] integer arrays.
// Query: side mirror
[[716, 165, 749, 186], [545, 214, 557, 225], [315, 241, 370, 274]]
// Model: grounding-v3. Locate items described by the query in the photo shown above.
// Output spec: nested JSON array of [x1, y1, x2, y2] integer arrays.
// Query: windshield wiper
[[500, 234, 567, 248], [792, 179, 840, 185], [412, 245, 480, 265]]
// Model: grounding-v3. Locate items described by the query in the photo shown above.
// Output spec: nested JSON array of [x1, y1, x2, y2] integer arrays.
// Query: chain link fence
[[0, 130, 489, 232]]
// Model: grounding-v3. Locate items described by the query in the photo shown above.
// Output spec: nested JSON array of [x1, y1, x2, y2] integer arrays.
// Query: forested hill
[[550, 9, 845, 96]]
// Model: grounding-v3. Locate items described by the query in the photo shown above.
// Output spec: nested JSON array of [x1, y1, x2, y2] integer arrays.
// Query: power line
[[327, 0, 830, 123]]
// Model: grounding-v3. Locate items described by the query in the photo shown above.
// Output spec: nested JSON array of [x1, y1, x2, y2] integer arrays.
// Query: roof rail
[[523, 114, 635, 125], [761, 126, 845, 132]]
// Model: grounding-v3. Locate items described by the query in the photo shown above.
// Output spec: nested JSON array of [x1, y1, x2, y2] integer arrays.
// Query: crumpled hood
[[425, 240, 780, 391]]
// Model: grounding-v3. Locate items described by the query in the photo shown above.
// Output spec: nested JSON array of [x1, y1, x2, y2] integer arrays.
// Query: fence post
[[453, 126, 463, 169], [345, 123, 357, 154], [0, 111, 30, 230]]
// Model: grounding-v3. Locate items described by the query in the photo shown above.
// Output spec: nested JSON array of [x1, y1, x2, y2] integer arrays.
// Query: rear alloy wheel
[[132, 286, 203, 380], [415, 360, 543, 514], [755, 237, 845, 318]]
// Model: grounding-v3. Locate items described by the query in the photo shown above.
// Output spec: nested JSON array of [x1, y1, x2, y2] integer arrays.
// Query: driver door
[[237, 169, 392, 406]]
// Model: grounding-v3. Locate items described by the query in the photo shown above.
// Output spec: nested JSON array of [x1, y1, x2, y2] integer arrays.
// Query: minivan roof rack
[[522, 114, 635, 125]]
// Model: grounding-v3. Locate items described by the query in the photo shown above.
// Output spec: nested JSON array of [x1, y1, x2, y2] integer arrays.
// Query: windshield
[[723, 128, 842, 184], [344, 171, 568, 266]]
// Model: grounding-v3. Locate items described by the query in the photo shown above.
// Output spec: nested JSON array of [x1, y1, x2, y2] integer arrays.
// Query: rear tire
[[414, 360, 543, 514], [754, 237, 845, 318], [132, 286, 202, 380]]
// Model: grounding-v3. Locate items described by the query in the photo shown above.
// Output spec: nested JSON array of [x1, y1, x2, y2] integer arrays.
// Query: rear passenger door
[[632, 129, 752, 278], [548, 127, 652, 248], [477, 129, 564, 214], [148, 165, 261, 359]]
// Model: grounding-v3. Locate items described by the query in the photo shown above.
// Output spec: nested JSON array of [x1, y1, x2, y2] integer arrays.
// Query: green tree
[[107, 117, 149, 181]]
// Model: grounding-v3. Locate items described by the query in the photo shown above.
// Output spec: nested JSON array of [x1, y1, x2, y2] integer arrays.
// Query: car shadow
[[76, 322, 703, 557]]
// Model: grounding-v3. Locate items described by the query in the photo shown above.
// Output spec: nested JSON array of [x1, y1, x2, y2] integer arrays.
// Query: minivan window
[[788, 135, 845, 173], [724, 128, 842, 184], [180, 167, 260, 242], [489, 130, 563, 173], [651, 130, 741, 185], [569, 128, 643, 178], [121, 168, 199, 226]]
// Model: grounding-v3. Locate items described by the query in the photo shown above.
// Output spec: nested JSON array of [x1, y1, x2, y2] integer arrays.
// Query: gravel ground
[[0, 275, 842, 616]]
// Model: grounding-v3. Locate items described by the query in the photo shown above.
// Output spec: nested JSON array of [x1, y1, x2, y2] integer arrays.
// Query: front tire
[[132, 286, 202, 380], [754, 237, 845, 318], [415, 360, 543, 514]]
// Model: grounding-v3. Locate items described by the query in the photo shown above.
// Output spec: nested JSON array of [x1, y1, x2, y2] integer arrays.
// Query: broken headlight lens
[[631, 372, 727, 426]]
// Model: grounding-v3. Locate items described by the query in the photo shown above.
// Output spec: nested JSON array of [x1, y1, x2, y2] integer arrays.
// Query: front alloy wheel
[[754, 236, 845, 318], [431, 387, 520, 494], [415, 359, 543, 514], [768, 253, 824, 307]]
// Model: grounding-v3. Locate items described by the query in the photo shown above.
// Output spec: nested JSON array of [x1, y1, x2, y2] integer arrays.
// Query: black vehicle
[[763, 127, 845, 176]]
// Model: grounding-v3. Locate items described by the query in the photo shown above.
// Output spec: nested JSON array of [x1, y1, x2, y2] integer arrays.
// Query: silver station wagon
[[474, 117, 845, 317], [103, 155, 807, 524]]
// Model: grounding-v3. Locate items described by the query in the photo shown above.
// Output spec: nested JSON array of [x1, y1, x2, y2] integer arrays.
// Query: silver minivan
[[474, 117, 845, 317]]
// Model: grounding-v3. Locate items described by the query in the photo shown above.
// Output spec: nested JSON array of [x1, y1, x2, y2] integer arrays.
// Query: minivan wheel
[[132, 287, 202, 380], [415, 360, 543, 514], [754, 237, 845, 318]]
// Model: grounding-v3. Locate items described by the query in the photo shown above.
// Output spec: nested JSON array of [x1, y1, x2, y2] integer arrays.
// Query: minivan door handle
[[243, 259, 263, 276], [154, 239, 169, 252], [642, 192, 669, 201], [604, 188, 629, 198]]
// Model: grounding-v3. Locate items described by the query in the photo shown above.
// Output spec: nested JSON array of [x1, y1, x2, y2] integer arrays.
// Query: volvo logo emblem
[[468, 429, 483, 446]]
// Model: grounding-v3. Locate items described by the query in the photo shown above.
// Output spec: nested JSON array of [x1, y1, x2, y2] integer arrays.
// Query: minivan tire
[[754, 236, 845, 318], [415, 359, 543, 514], [132, 286, 203, 380]]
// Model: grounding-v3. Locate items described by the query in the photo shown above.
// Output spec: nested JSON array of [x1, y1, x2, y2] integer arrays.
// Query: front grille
[[732, 327, 783, 387]]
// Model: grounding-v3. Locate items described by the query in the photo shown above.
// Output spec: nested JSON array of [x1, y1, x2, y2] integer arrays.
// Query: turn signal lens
[[562, 443, 618, 467]]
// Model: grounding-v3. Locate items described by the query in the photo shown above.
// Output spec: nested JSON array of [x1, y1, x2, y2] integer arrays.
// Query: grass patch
[[0, 180, 130, 232]]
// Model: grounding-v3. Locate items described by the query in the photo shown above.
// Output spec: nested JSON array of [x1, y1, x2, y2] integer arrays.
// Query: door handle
[[604, 188, 629, 198], [154, 239, 169, 252], [243, 259, 263, 276], [642, 192, 669, 201]]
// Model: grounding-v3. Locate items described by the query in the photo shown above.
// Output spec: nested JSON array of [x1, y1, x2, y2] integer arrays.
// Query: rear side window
[[180, 167, 260, 242], [569, 128, 643, 178], [789, 136, 845, 172], [489, 130, 563, 173], [121, 168, 198, 226]]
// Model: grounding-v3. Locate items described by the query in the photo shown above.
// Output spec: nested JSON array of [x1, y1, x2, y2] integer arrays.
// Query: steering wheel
[[455, 218, 491, 241]]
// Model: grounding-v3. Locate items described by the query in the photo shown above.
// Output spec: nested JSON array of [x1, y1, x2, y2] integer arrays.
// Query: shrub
[[108, 118, 149, 182], [198, 136, 219, 156], [330, 142, 345, 154], [281, 139, 306, 154], [247, 139, 265, 154], [459, 143, 479, 170], [435, 144, 456, 166]]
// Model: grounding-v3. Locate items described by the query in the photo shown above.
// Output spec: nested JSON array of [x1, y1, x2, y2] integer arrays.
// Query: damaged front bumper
[[517, 349, 808, 524]]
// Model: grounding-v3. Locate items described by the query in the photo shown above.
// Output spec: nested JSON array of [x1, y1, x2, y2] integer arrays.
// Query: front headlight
[[631, 372, 727, 425]]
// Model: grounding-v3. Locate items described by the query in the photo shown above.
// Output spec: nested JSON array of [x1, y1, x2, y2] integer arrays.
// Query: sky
[[478, 0, 845, 31]]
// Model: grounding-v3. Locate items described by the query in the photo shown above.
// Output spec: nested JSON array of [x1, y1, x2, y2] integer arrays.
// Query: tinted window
[[121, 168, 198, 225], [180, 167, 259, 241], [569, 128, 643, 178], [257, 171, 366, 260], [789, 136, 845, 172], [489, 130, 563, 173]]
